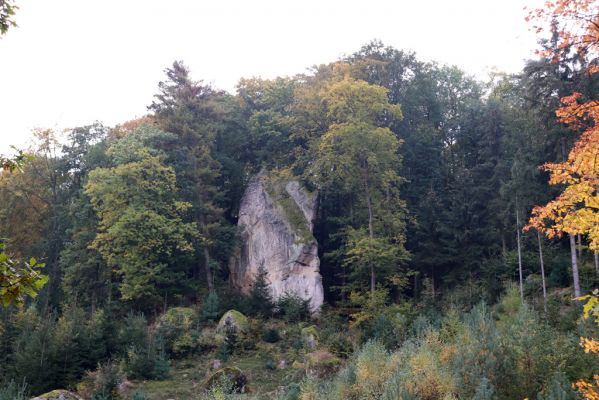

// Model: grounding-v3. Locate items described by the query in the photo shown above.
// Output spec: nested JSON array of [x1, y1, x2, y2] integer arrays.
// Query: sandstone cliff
[[229, 171, 324, 313]]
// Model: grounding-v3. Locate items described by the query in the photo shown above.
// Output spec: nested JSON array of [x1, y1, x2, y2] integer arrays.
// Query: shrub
[[0, 380, 28, 400], [78, 361, 120, 400], [131, 391, 148, 400], [155, 307, 199, 357], [262, 328, 281, 343], [276, 292, 311, 322]]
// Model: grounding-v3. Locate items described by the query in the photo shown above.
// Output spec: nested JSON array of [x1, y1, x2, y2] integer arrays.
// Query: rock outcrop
[[229, 171, 324, 313]]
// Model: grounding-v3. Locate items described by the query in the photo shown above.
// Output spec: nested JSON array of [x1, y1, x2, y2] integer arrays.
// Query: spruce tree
[[247, 265, 274, 317]]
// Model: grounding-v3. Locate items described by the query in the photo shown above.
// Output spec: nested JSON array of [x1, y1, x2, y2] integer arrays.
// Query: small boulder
[[31, 390, 82, 400], [216, 310, 249, 334], [203, 366, 248, 393], [211, 359, 223, 370], [118, 378, 135, 392], [277, 359, 287, 369]]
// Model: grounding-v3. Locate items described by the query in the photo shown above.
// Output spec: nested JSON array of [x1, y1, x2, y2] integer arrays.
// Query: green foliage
[[0, 244, 47, 306], [0, 0, 17, 36], [276, 292, 311, 322]]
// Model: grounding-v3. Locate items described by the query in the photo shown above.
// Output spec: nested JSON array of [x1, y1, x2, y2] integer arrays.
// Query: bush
[[0, 380, 28, 400], [131, 391, 148, 400], [155, 307, 199, 357], [262, 328, 281, 343], [78, 361, 120, 400]]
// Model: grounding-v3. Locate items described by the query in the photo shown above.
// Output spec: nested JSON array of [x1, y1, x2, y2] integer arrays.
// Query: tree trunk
[[199, 212, 215, 293], [595, 252, 599, 276], [363, 170, 375, 293], [204, 247, 214, 293], [431, 267, 435, 300], [370, 265, 375, 294], [569, 234, 581, 298], [537, 231, 547, 312], [516, 209, 524, 302]]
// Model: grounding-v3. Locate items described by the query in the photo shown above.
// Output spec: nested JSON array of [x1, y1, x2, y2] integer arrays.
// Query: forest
[[0, 1, 598, 399]]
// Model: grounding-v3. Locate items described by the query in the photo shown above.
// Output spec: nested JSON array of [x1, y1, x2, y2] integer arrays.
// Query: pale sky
[[0, 0, 545, 154]]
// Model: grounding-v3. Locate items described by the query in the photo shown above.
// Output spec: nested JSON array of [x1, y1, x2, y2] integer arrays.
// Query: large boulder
[[229, 171, 324, 313], [31, 390, 82, 400], [301, 325, 319, 349], [216, 310, 249, 334]]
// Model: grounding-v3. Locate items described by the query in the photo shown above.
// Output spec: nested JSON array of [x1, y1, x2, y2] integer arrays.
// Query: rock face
[[229, 171, 324, 313]]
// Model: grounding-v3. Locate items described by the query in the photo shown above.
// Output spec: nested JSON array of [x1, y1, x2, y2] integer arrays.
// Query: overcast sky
[[0, 0, 545, 154]]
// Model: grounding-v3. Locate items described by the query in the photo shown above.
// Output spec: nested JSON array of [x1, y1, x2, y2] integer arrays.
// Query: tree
[[313, 76, 408, 293], [59, 125, 111, 310], [149, 61, 232, 293], [246, 265, 274, 317], [0, 0, 17, 36], [85, 125, 198, 310], [525, 0, 599, 298]]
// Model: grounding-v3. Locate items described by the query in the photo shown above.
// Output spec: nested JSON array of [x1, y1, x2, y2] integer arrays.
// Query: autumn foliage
[[526, 0, 599, 251], [526, 1, 599, 399]]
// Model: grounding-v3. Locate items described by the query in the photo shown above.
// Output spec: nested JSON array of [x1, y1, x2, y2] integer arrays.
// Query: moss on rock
[[263, 170, 315, 244]]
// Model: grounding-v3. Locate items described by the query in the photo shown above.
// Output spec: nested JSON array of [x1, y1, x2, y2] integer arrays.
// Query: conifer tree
[[149, 61, 232, 293], [247, 265, 274, 317]]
